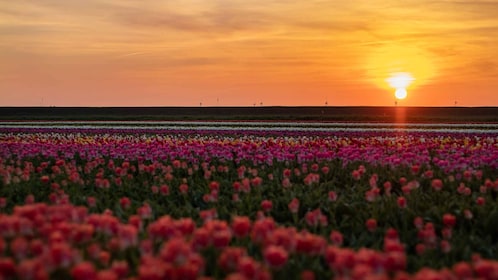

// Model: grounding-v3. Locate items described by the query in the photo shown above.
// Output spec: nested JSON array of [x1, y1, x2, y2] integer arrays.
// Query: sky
[[1, 0, 498, 107]]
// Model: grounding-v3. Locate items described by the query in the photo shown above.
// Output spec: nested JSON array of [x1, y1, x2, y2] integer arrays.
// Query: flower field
[[0, 122, 497, 279]]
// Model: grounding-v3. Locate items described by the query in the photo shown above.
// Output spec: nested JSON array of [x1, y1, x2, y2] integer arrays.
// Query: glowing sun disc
[[395, 88, 407, 99]]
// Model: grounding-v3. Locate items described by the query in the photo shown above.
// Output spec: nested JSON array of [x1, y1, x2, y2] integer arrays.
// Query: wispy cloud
[[1, 0, 498, 106]]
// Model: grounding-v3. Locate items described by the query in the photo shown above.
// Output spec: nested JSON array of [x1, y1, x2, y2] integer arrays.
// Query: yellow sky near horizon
[[1, 0, 498, 106]]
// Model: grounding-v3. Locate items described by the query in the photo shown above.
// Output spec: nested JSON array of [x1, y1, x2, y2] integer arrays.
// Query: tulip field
[[0, 121, 497, 279]]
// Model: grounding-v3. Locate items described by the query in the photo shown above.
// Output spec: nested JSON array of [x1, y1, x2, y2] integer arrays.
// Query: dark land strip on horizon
[[0, 106, 497, 122]]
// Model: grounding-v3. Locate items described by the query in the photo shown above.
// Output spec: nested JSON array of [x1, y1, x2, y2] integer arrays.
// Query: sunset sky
[[1, 0, 498, 107]]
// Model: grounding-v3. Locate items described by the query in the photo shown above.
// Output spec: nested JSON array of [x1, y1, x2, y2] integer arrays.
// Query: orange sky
[[1, 0, 498, 106]]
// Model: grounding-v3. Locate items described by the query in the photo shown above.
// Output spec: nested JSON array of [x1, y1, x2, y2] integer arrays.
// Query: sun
[[387, 72, 413, 100], [395, 88, 407, 99], [364, 44, 437, 103]]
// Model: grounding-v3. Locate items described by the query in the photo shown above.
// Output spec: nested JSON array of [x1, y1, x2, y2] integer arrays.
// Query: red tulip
[[261, 200, 273, 213], [231, 216, 251, 238], [263, 245, 288, 269], [288, 198, 299, 214], [397, 197, 407, 208], [366, 218, 377, 232], [442, 213, 456, 228], [71, 262, 97, 280]]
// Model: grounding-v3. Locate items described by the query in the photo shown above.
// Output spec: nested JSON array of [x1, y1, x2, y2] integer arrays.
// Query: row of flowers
[[1, 123, 497, 134], [0, 201, 497, 279], [0, 128, 497, 279], [1, 130, 496, 172]]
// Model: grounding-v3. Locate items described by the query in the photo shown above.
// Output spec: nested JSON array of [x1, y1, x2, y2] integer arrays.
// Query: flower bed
[[0, 127, 497, 279]]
